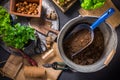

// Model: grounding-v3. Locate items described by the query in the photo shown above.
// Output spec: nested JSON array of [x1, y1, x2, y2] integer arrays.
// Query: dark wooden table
[[1, 0, 120, 80]]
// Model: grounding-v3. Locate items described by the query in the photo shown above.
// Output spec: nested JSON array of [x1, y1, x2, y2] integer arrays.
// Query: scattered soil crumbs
[[63, 28, 104, 65]]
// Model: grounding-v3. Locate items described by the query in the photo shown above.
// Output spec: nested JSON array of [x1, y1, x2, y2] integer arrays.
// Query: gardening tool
[[17, 49, 38, 66], [43, 62, 69, 70], [9, 47, 38, 66], [65, 8, 115, 58], [30, 18, 59, 36]]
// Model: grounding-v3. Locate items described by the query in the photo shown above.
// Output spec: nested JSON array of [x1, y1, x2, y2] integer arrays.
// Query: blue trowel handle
[[90, 8, 115, 30]]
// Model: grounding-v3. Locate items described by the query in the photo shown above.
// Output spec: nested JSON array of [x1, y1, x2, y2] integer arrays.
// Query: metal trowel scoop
[[65, 8, 115, 58]]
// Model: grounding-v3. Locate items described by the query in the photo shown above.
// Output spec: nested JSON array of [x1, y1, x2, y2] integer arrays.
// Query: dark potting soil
[[64, 29, 91, 56], [63, 28, 104, 65]]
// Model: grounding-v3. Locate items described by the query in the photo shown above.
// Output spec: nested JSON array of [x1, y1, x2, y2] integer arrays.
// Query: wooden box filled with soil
[[10, 0, 42, 17], [63, 27, 104, 65]]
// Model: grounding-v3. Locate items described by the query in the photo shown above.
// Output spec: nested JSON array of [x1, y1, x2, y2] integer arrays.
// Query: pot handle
[[43, 62, 69, 70], [49, 28, 60, 35], [104, 49, 116, 66]]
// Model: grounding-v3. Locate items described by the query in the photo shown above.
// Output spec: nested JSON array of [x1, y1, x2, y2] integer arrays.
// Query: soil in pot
[[63, 26, 104, 65]]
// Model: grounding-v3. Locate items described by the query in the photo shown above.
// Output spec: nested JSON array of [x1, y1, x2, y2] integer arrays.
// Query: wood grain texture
[[79, 0, 120, 28], [2, 55, 23, 79]]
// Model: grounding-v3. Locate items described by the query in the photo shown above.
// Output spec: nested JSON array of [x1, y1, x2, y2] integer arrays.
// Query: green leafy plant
[[0, 6, 11, 36], [0, 6, 36, 49], [81, 0, 106, 10]]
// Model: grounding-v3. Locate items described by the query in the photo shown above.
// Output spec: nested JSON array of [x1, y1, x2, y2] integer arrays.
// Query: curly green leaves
[[81, 0, 106, 10], [0, 6, 36, 49]]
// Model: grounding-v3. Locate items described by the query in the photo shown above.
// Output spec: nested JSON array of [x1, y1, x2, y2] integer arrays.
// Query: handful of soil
[[63, 28, 104, 65]]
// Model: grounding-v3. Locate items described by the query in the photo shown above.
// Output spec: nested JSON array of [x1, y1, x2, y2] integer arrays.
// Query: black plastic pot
[[23, 37, 45, 56]]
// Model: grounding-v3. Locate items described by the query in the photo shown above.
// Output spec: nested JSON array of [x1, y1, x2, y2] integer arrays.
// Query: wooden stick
[[104, 49, 116, 65], [42, 49, 55, 62]]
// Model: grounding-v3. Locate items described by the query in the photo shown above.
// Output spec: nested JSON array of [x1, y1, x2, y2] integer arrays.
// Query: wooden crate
[[52, 0, 77, 13], [10, 0, 42, 17]]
